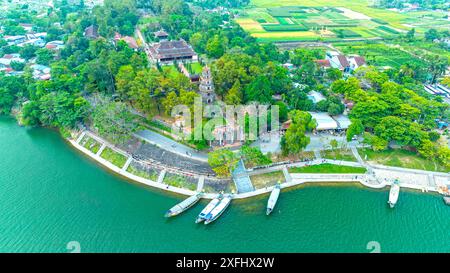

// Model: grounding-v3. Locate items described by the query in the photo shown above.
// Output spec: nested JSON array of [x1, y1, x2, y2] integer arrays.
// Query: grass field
[[321, 149, 357, 162], [236, 0, 448, 42], [80, 136, 101, 154], [250, 171, 285, 189], [335, 42, 426, 69], [359, 148, 450, 172], [289, 163, 367, 174], [100, 147, 128, 168], [163, 173, 197, 191], [127, 165, 159, 181]]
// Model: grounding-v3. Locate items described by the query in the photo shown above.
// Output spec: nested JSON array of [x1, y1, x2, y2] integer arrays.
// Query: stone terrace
[[133, 141, 215, 176]]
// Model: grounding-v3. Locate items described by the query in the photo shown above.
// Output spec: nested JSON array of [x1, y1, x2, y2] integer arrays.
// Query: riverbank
[[2, 117, 450, 253], [67, 130, 450, 201]]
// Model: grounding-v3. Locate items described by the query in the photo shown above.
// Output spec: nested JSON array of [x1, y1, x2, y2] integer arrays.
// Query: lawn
[[289, 163, 367, 174], [80, 136, 101, 154], [100, 147, 128, 168], [164, 173, 197, 191], [358, 148, 450, 173], [271, 151, 315, 163], [161, 65, 181, 77], [250, 171, 285, 189], [321, 149, 356, 162], [127, 164, 159, 181]]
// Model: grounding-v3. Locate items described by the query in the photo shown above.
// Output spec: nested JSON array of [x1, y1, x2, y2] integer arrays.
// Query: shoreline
[[68, 133, 447, 201]]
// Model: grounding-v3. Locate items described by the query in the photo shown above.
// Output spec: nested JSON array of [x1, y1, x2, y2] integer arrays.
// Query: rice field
[[334, 42, 427, 69], [235, 0, 448, 42]]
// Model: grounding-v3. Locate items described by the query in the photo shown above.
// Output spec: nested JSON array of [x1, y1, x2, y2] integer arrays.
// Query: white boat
[[195, 195, 222, 223], [388, 180, 400, 208], [165, 193, 202, 217], [443, 196, 450, 206], [204, 196, 232, 225], [266, 184, 281, 215]]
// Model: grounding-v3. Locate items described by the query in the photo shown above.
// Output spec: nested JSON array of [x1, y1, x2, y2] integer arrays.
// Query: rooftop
[[149, 40, 197, 60], [308, 112, 338, 130]]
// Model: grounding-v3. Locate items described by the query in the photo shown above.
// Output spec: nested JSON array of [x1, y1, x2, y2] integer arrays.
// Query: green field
[[100, 147, 128, 168], [335, 42, 427, 69], [359, 148, 450, 172], [321, 149, 357, 162], [289, 163, 367, 174], [250, 171, 285, 189], [236, 0, 448, 42]]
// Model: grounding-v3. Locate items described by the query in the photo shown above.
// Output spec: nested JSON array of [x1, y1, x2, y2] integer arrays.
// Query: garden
[[100, 147, 128, 168]]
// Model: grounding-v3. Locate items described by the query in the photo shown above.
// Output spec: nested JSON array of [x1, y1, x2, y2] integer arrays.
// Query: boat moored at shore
[[444, 196, 450, 206], [266, 184, 281, 215], [165, 193, 202, 217], [388, 180, 400, 208], [195, 194, 222, 223], [204, 195, 232, 225]]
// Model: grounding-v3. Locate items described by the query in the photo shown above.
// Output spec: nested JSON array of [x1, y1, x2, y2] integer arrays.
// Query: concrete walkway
[[134, 130, 208, 162], [351, 147, 365, 165], [71, 130, 450, 201], [232, 160, 255, 193], [197, 176, 205, 192]]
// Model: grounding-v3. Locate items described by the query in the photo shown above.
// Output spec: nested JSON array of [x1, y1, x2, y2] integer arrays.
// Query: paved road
[[134, 130, 208, 162]]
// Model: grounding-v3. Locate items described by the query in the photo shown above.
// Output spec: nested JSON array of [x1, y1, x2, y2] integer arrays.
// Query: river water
[[0, 116, 449, 253]]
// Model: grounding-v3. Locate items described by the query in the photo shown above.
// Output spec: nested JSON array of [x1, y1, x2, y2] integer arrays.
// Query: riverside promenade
[[69, 130, 450, 200]]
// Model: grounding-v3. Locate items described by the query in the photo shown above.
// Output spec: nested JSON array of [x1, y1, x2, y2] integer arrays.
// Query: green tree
[[0, 88, 15, 114], [206, 34, 227, 59], [208, 149, 239, 178], [346, 119, 364, 141], [425, 28, 440, 41], [405, 28, 415, 41], [10, 61, 25, 71], [244, 76, 272, 103], [224, 80, 242, 105], [363, 132, 388, 151], [19, 45, 38, 60], [240, 145, 272, 167], [281, 110, 316, 155], [36, 48, 54, 65], [92, 101, 138, 143]]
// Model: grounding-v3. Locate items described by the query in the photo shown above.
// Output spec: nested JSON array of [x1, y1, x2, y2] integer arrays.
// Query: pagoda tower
[[199, 66, 215, 104]]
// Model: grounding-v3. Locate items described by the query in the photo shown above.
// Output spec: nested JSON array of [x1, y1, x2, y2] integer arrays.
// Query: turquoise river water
[[0, 116, 449, 252]]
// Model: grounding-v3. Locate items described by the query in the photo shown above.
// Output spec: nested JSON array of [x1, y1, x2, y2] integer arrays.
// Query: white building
[[309, 112, 339, 131]]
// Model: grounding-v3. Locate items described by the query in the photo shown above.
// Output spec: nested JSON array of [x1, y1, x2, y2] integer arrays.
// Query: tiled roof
[[149, 40, 196, 60], [315, 59, 331, 67], [337, 55, 350, 68], [353, 56, 366, 66]]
